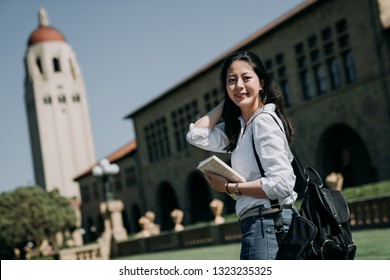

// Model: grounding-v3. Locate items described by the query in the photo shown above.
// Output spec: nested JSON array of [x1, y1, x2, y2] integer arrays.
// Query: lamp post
[[91, 158, 127, 257], [92, 158, 119, 202]]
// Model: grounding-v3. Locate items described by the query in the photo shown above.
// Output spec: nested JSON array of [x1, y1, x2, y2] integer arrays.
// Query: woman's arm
[[204, 171, 268, 199], [186, 100, 228, 153], [193, 100, 224, 128], [253, 113, 295, 202]]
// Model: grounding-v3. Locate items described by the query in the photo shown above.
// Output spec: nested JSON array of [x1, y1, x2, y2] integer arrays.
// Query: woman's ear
[[260, 79, 265, 88]]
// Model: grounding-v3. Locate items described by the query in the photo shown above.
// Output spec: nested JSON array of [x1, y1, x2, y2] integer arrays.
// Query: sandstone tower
[[24, 8, 96, 198]]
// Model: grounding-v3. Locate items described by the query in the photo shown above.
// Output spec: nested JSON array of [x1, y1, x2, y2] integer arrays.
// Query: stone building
[[76, 0, 390, 242], [74, 141, 141, 242], [124, 0, 390, 229]]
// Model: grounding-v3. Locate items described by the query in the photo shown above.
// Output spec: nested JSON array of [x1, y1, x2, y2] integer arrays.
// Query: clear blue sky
[[0, 0, 305, 193]]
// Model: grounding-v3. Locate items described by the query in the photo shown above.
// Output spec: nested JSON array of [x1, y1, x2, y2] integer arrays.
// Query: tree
[[0, 186, 77, 259]]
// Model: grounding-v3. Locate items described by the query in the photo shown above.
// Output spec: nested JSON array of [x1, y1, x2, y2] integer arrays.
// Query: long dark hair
[[220, 50, 294, 152]]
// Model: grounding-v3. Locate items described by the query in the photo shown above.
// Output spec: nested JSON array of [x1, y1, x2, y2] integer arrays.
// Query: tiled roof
[[73, 140, 137, 181]]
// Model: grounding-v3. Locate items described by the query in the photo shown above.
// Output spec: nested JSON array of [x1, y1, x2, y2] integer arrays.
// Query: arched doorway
[[121, 209, 130, 234], [319, 123, 377, 188], [157, 182, 179, 231], [85, 216, 97, 242], [187, 172, 213, 223], [131, 204, 142, 233], [96, 214, 104, 236]]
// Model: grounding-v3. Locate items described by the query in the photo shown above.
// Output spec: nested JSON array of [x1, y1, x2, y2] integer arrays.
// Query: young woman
[[186, 50, 298, 260]]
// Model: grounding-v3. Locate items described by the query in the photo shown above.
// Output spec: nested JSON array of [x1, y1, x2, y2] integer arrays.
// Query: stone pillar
[[98, 200, 128, 259], [98, 202, 113, 259], [70, 198, 83, 246], [109, 200, 128, 241], [100, 200, 128, 242], [72, 229, 84, 247]]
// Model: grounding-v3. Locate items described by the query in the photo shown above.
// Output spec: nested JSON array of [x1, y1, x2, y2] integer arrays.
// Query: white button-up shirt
[[186, 103, 297, 216]]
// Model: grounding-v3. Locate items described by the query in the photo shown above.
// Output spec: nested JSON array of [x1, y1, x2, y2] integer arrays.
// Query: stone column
[[70, 198, 84, 246], [108, 200, 128, 241], [100, 200, 128, 242]]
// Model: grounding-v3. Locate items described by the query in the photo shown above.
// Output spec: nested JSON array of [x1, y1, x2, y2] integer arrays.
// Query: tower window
[[36, 57, 43, 74], [43, 96, 52, 104], [53, 57, 61, 72], [72, 94, 81, 102], [58, 95, 66, 103]]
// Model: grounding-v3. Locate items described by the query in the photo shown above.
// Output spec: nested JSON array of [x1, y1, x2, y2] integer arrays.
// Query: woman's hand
[[205, 171, 268, 198], [193, 100, 224, 128], [204, 171, 228, 193]]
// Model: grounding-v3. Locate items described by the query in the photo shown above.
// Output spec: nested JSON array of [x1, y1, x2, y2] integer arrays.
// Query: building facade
[[74, 141, 142, 242], [75, 0, 390, 243], [24, 8, 96, 199], [124, 0, 390, 229]]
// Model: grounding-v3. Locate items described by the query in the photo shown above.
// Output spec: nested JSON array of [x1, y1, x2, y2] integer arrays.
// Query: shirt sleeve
[[252, 113, 296, 205], [186, 122, 229, 153]]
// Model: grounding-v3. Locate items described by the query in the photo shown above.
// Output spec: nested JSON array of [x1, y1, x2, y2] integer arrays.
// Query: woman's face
[[226, 60, 264, 114]]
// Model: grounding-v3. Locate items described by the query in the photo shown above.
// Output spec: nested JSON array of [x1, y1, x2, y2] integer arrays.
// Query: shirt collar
[[238, 103, 276, 126]]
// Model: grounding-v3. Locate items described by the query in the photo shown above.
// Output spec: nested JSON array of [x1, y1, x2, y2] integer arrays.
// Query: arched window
[[36, 57, 43, 74], [53, 57, 61, 72]]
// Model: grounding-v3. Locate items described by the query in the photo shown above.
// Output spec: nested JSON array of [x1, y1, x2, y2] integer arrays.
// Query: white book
[[197, 155, 246, 200]]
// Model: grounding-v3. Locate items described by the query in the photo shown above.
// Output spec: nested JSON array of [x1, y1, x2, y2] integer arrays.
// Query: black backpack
[[251, 113, 356, 259], [275, 166, 357, 260]]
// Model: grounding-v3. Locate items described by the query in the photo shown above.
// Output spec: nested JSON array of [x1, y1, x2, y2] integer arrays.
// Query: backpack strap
[[250, 113, 285, 244], [251, 112, 284, 208], [250, 134, 280, 208]]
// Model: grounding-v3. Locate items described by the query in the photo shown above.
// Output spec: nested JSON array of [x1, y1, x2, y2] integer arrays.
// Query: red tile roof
[[73, 140, 137, 181]]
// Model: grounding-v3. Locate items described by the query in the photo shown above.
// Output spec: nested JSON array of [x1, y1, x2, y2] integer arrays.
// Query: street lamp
[[92, 158, 119, 202], [91, 158, 127, 253]]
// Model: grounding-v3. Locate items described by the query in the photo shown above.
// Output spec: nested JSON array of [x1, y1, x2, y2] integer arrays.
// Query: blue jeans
[[239, 207, 298, 260]]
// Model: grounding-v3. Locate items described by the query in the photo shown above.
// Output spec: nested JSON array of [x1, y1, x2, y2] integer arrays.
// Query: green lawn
[[352, 228, 390, 259], [115, 227, 390, 260]]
